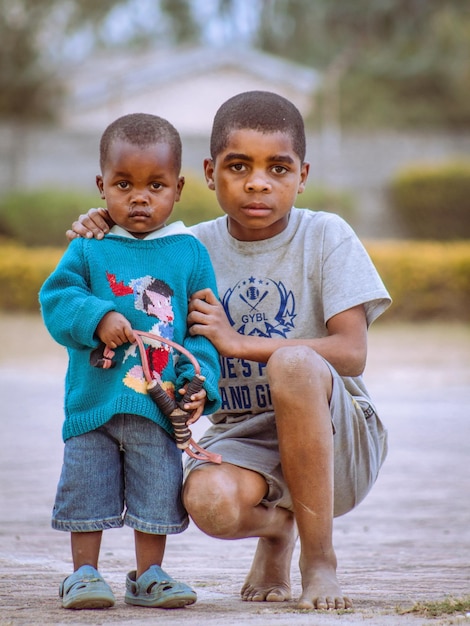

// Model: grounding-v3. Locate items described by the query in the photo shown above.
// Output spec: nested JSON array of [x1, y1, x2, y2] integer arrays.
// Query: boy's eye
[[272, 165, 288, 175], [230, 163, 246, 172], [117, 181, 129, 189], [151, 182, 163, 190]]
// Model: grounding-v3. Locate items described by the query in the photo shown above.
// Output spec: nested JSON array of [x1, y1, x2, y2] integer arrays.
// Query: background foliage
[[0, 189, 102, 247], [389, 160, 470, 239], [366, 240, 470, 321], [0, 0, 128, 122], [254, 0, 470, 129]]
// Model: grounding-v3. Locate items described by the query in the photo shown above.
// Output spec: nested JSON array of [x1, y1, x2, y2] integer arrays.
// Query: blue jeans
[[52, 414, 188, 534]]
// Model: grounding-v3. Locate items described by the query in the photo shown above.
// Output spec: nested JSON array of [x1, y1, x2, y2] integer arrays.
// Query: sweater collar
[[110, 221, 194, 240]]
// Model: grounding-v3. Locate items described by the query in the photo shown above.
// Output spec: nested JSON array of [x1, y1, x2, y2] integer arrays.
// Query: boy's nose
[[245, 176, 271, 192], [131, 189, 150, 204]]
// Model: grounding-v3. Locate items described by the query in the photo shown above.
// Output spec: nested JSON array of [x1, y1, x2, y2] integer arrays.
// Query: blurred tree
[[0, 0, 207, 122], [160, 0, 200, 43], [252, 0, 470, 129], [0, 0, 126, 122]]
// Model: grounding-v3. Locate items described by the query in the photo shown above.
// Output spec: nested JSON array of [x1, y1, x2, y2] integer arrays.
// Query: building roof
[[62, 45, 321, 134]]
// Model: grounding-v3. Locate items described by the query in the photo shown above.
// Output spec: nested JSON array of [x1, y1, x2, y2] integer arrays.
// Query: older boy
[[68, 91, 391, 610]]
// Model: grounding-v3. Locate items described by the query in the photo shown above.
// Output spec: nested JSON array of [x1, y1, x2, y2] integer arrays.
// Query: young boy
[[40, 113, 221, 610], [67, 92, 391, 610]]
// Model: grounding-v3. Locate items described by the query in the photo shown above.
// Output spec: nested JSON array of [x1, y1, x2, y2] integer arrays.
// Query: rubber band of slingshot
[[133, 330, 222, 464], [134, 330, 201, 380]]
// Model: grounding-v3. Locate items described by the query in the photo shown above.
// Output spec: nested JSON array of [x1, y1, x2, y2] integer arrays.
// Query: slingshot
[[133, 330, 221, 464]]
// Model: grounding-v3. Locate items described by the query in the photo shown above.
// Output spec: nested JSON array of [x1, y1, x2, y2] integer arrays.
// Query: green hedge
[[1, 238, 469, 321], [0, 242, 63, 311], [366, 240, 470, 321], [0, 189, 103, 247], [389, 160, 470, 239]]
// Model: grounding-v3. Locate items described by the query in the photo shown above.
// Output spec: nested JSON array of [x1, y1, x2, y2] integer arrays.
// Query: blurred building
[[61, 45, 320, 135]]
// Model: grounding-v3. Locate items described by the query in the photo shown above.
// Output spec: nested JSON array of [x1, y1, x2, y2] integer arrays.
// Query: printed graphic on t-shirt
[[222, 277, 295, 337], [219, 276, 296, 413], [106, 272, 176, 397]]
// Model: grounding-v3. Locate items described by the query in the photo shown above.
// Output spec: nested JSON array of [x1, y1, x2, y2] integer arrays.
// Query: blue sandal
[[59, 565, 115, 609], [125, 565, 197, 608]]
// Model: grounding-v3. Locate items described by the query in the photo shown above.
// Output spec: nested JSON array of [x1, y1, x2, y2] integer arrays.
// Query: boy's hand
[[96, 311, 135, 349], [178, 384, 207, 425], [66, 207, 113, 241], [188, 288, 238, 356]]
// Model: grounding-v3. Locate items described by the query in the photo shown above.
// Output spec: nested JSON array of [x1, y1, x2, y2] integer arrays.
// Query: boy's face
[[204, 129, 309, 241], [96, 139, 184, 238]]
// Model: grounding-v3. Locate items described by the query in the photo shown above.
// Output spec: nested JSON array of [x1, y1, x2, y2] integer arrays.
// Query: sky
[[58, 0, 260, 64], [102, 0, 259, 48]]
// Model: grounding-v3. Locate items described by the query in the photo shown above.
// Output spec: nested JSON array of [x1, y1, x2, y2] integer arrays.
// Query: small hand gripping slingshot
[[91, 330, 222, 465]]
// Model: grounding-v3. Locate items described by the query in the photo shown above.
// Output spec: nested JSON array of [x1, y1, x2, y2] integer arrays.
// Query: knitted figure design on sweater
[[105, 271, 176, 397]]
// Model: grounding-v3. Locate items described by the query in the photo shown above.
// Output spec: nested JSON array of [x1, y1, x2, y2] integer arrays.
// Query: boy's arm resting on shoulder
[[188, 288, 368, 378], [66, 207, 113, 241]]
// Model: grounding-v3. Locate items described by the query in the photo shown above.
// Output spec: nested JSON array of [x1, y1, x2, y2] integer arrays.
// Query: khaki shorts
[[184, 365, 388, 518]]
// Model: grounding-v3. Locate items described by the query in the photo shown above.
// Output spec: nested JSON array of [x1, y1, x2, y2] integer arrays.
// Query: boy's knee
[[267, 346, 332, 406], [267, 345, 326, 385], [183, 466, 241, 538]]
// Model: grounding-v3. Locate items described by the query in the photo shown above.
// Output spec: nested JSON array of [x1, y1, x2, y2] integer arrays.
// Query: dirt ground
[[1, 315, 469, 626]]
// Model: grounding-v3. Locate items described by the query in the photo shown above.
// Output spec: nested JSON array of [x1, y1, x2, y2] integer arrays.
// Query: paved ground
[[1, 315, 469, 626]]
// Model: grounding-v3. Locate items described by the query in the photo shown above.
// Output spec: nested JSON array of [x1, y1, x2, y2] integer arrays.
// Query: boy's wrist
[[224, 331, 249, 360]]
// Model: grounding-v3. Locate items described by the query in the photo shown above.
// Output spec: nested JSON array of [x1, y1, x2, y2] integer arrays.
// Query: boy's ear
[[203, 158, 216, 190], [96, 175, 105, 200], [297, 162, 310, 194], [175, 176, 185, 202]]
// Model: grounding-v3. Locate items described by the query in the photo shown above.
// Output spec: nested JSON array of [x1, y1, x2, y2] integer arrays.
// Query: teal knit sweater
[[39, 232, 221, 442]]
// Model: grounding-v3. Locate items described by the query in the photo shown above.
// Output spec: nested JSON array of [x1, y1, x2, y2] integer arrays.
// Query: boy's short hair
[[210, 91, 306, 163], [100, 113, 182, 172]]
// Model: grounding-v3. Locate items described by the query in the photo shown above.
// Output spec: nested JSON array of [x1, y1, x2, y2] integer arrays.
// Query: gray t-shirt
[[191, 208, 391, 421]]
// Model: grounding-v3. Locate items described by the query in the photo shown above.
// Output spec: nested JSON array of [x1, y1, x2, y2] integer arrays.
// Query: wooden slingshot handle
[[134, 330, 222, 464]]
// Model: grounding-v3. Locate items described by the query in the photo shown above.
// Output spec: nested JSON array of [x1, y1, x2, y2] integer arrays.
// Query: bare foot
[[297, 560, 352, 610], [240, 520, 296, 603]]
